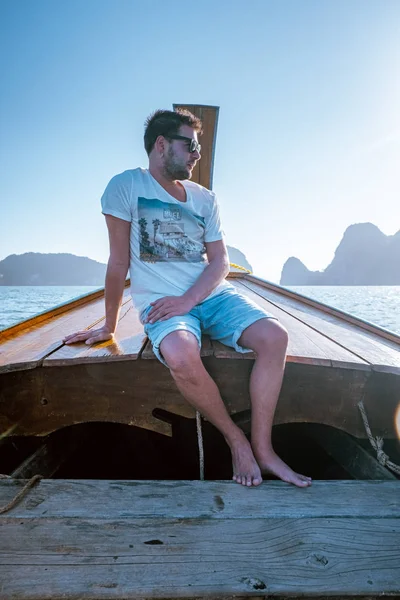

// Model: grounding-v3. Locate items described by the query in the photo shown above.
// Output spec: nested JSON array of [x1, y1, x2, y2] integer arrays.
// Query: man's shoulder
[[110, 168, 148, 183], [184, 179, 216, 202], [104, 168, 152, 195]]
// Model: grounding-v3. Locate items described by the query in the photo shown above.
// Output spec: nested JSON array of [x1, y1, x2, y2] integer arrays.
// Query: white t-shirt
[[101, 168, 232, 316]]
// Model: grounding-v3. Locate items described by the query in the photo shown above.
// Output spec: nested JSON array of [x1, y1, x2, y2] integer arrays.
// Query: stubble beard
[[162, 147, 191, 181]]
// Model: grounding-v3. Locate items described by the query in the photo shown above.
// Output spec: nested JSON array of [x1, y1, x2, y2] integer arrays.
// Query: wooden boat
[[0, 104, 399, 599]]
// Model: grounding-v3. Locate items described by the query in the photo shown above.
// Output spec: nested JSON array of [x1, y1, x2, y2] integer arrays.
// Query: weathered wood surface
[[0, 287, 132, 374], [0, 480, 399, 598], [173, 104, 219, 190], [1, 273, 398, 375], [43, 299, 146, 366], [0, 358, 380, 438], [230, 281, 370, 370], [240, 277, 400, 375], [2, 357, 399, 439], [244, 274, 400, 344], [1, 479, 398, 518]]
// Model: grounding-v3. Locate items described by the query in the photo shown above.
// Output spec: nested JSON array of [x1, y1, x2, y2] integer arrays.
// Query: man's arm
[[64, 215, 130, 344], [184, 239, 230, 305], [145, 239, 229, 323], [103, 215, 131, 332]]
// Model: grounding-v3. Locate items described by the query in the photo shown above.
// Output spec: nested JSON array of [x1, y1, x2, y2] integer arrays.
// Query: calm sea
[[0, 285, 399, 336]]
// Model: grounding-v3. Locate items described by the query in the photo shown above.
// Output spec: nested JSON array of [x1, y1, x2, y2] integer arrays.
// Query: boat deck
[[1, 273, 399, 440], [1, 273, 399, 374], [0, 479, 399, 598]]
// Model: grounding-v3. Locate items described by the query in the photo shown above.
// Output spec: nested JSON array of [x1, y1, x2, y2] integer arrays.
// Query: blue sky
[[1, 0, 399, 282]]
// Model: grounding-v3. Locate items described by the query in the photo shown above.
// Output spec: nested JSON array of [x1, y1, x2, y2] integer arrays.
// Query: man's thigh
[[201, 289, 278, 353], [144, 312, 202, 367]]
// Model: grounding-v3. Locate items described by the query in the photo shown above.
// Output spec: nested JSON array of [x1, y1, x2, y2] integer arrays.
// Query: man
[[64, 108, 311, 488]]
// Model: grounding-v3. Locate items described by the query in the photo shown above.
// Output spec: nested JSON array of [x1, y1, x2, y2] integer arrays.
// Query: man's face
[[162, 125, 201, 181]]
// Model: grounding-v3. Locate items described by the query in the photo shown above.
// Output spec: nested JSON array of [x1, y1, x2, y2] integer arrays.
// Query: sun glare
[[395, 403, 400, 440]]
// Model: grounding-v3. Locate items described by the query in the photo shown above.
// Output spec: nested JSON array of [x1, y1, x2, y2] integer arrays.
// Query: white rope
[[358, 401, 400, 476], [195, 410, 205, 481], [0, 474, 43, 514]]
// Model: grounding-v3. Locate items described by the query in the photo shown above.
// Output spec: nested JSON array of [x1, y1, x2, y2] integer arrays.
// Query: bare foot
[[255, 449, 312, 488], [228, 434, 263, 487]]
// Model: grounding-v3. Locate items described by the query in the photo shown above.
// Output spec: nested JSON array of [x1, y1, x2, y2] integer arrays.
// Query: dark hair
[[144, 109, 203, 155]]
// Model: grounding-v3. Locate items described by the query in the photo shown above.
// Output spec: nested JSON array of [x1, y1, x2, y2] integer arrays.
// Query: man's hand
[[63, 325, 115, 346], [145, 295, 195, 324]]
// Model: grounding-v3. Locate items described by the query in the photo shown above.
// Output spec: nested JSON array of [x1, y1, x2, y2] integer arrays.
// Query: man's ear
[[155, 135, 166, 155]]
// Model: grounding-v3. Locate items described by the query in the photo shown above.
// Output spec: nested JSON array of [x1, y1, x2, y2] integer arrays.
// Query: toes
[[298, 474, 312, 486], [233, 473, 263, 487], [293, 474, 312, 487]]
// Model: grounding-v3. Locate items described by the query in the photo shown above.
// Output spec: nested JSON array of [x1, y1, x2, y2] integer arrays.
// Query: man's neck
[[149, 166, 186, 202], [149, 165, 177, 188]]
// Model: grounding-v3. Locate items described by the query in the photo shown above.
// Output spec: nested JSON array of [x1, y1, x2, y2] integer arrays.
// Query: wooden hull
[[1, 354, 399, 441]]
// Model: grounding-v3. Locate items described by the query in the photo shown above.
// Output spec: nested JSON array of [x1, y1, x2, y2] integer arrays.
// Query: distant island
[[0, 246, 252, 286], [280, 223, 400, 285]]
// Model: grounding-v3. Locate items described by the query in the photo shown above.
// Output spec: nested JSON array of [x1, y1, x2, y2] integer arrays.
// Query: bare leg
[[239, 319, 312, 487], [160, 330, 262, 486]]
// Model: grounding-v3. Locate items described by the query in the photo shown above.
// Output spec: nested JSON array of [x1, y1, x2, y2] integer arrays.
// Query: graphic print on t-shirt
[[138, 197, 207, 263]]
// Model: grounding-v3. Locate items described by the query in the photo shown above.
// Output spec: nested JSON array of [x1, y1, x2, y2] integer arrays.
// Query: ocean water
[[0, 286, 101, 331], [287, 285, 400, 335], [0, 284, 399, 336]]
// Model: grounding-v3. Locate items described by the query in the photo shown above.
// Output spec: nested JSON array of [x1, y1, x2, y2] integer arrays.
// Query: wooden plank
[[2, 352, 395, 439], [0, 288, 131, 374], [1, 518, 398, 597], [0, 356, 379, 439], [244, 274, 400, 344], [0, 480, 398, 519], [241, 277, 400, 375], [0, 360, 187, 437], [0, 480, 399, 597], [43, 299, 146, 366], [141, 335, 214, 360], [0, 525, 398, 597], [228, 281, 370, 370], [173, 104, 219, 190]]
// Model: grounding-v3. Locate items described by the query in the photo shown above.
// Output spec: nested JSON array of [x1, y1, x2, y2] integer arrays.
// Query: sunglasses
[[166, 135, 201, 154]]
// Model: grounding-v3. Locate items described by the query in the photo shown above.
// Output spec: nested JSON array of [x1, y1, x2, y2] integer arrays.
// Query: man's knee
[[240, 318, 288, 355], [160, 330, 202, 374]]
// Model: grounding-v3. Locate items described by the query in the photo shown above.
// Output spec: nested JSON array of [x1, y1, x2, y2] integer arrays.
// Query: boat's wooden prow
[[0, 271, 400, 440]]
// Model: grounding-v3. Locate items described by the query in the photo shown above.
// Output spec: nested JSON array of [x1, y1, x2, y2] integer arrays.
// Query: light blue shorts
[[141, 287, 278, 367]]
